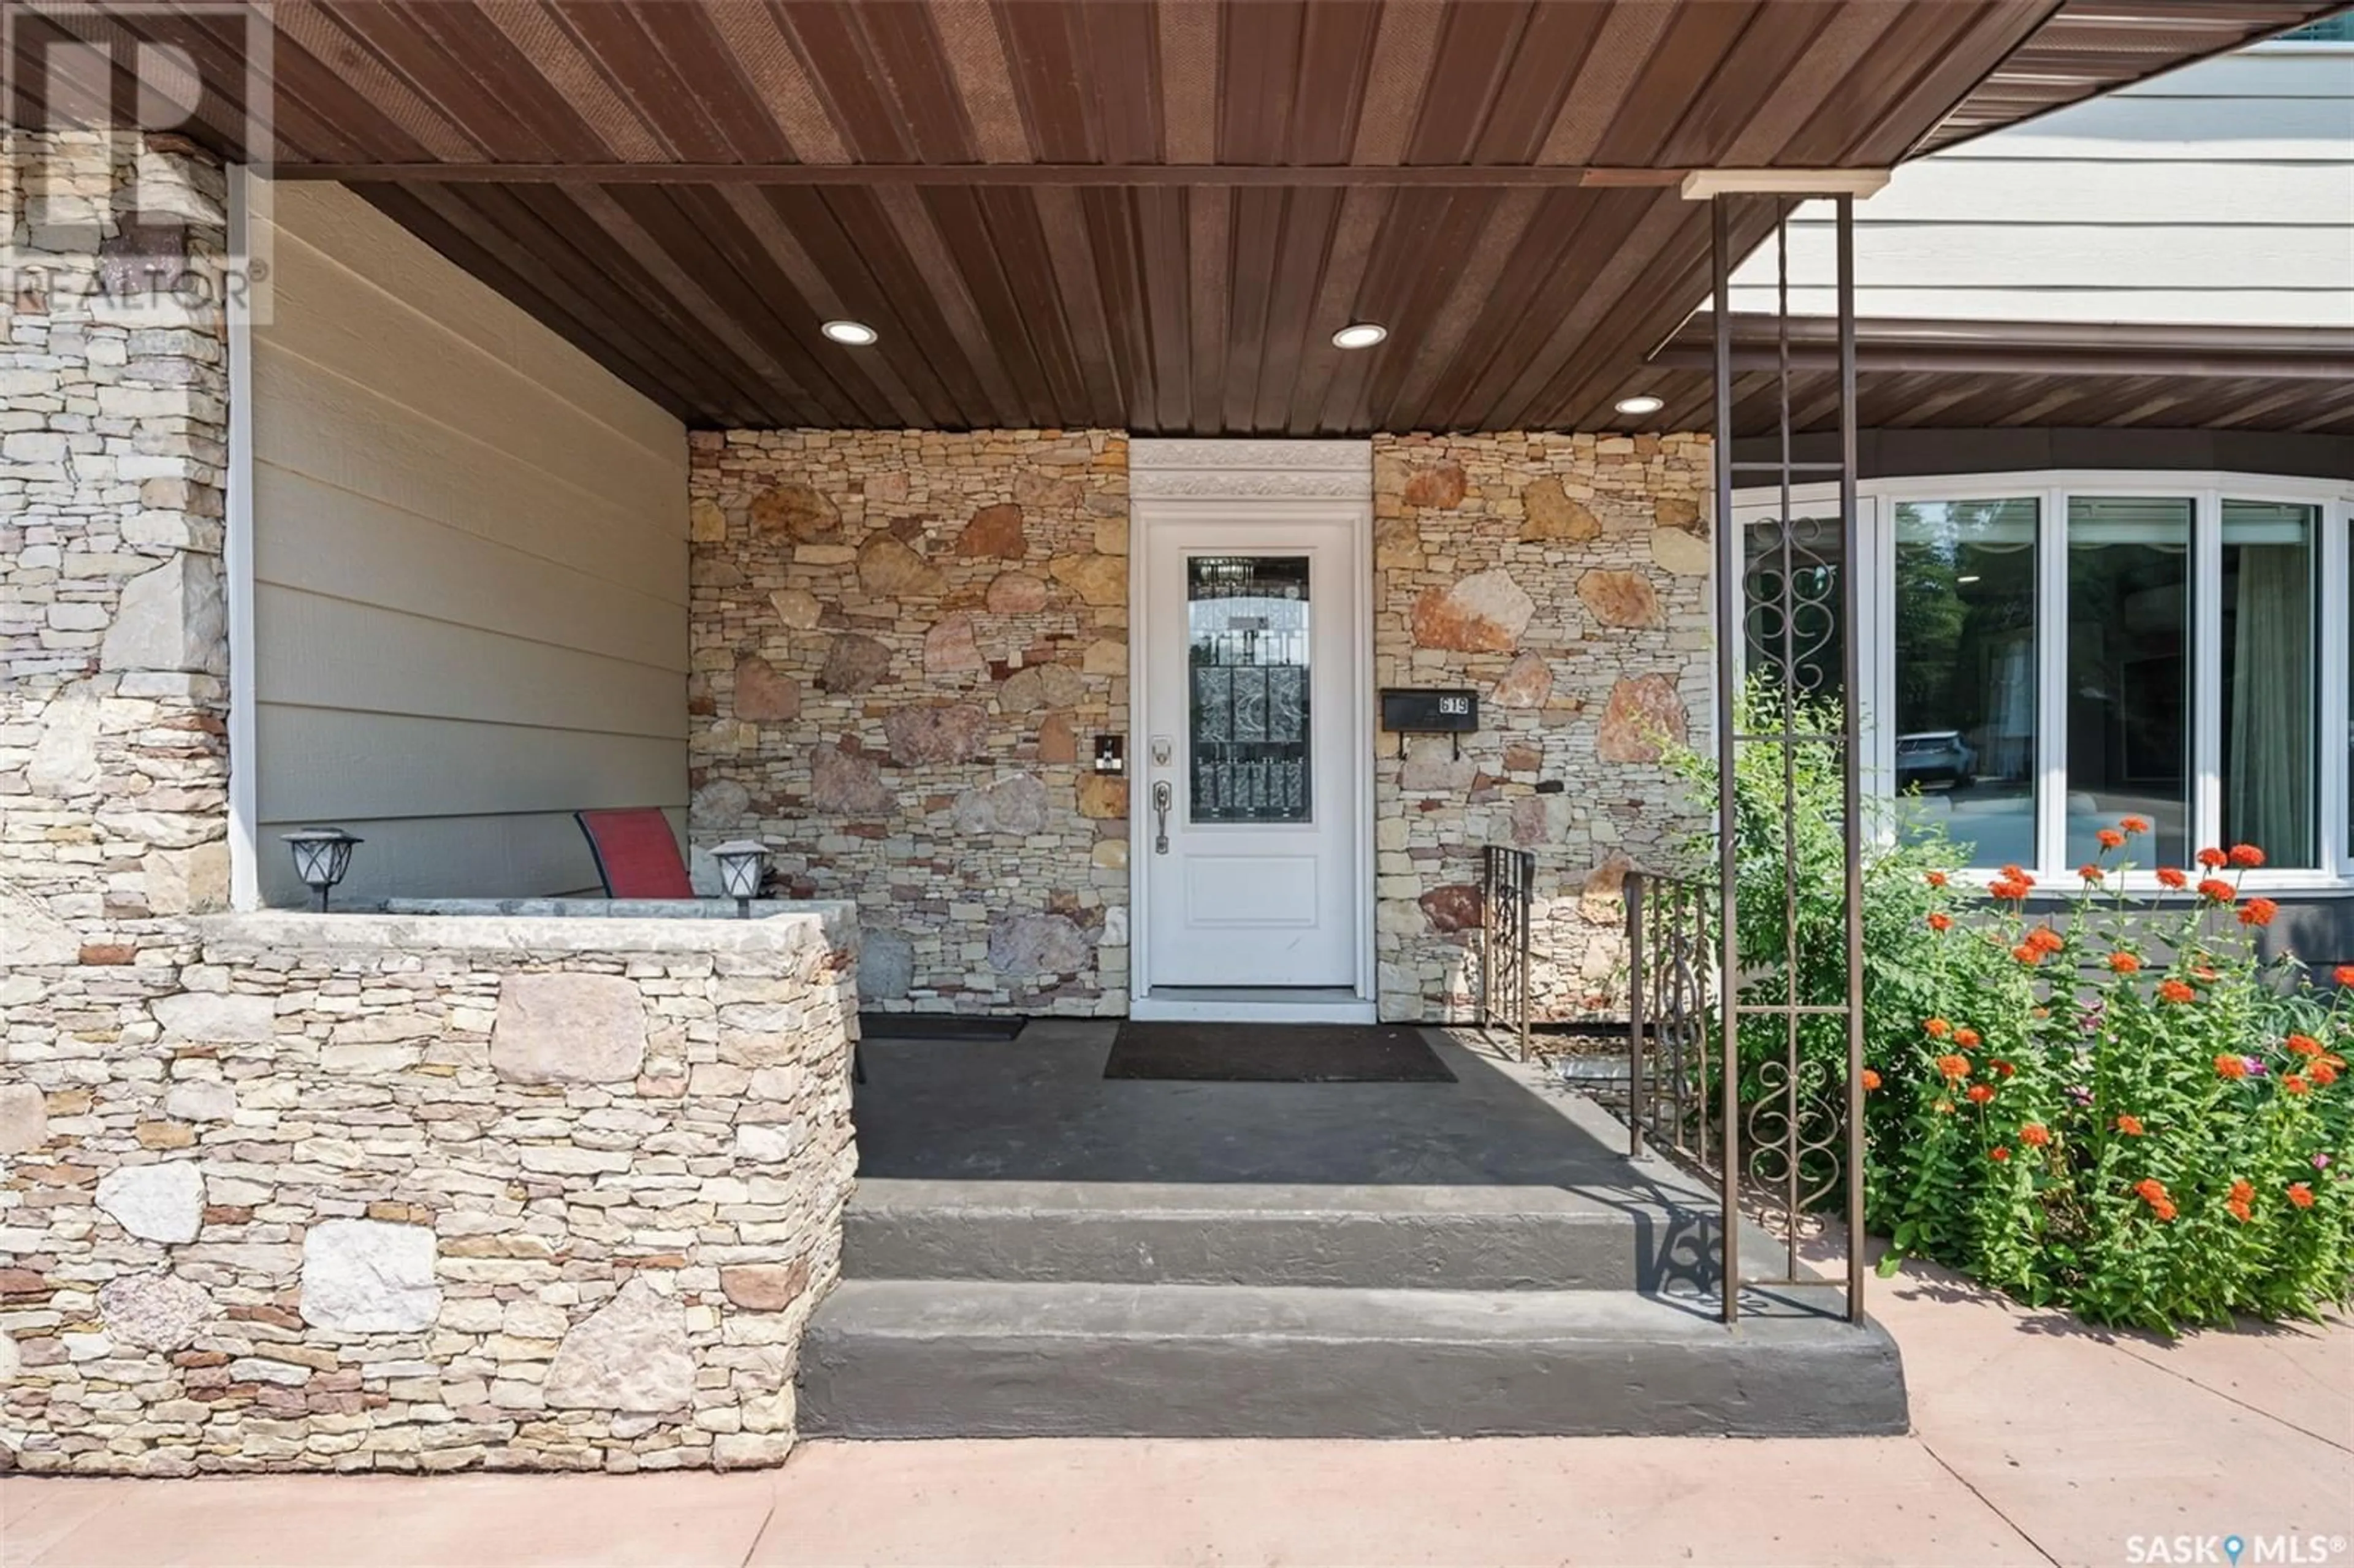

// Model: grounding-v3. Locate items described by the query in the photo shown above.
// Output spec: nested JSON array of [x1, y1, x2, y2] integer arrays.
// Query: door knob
[[1152, 781, 1173, 855]]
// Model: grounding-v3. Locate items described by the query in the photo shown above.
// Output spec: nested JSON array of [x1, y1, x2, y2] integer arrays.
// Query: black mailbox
[[1381, 687, 1479, 747]]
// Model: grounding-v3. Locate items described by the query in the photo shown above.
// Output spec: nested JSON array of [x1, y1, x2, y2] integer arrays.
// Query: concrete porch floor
[[6, 1243, 2344, 1567]]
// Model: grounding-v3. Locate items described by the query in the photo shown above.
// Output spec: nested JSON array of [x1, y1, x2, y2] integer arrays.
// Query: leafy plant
[[1667, 677, 2354, 1332]]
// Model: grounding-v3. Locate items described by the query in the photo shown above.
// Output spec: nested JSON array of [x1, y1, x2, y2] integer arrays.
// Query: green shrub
[[1669, 679, 2354, 1333]]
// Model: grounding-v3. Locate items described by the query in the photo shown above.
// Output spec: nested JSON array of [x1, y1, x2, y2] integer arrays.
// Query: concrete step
[[845, 1178, 1726, 1293], [798, 1279, 1909, 1439]]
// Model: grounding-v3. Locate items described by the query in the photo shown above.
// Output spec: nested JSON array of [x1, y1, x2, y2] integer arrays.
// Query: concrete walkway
[[4, 1247, 2347, 1567]]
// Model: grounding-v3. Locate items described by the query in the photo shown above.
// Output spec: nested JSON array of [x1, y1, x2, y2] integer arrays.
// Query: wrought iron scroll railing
[[1480, 845, 1533, 1062], [1623, 871, 1716, 1173]]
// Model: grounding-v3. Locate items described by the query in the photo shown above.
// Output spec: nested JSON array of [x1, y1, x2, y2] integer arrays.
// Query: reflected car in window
[[1895, 729, 1978, 790]]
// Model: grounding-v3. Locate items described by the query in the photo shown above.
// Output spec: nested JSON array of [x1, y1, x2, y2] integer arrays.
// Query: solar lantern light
[[282, 828, 362, 912], [710, 840, 770, 919]]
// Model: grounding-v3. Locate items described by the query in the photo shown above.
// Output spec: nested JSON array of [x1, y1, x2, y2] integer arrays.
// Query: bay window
[[1737, 471, 2353, 887]]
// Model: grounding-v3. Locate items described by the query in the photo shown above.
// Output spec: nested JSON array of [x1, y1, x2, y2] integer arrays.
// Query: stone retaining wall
[[0, 908, 858, 1475], [1372, 433, 1713, 1022], [686, 429, 1129, 1016]]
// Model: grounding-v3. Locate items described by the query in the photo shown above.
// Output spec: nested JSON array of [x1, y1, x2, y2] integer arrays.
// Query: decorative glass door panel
[[1187, 555, 1311, 823]]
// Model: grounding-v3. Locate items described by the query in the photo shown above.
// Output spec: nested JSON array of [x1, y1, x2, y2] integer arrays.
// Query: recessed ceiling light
[[821, 319, 879, 346], [1331, 322, 1388, 351], [1614, 394, 1666, 417]]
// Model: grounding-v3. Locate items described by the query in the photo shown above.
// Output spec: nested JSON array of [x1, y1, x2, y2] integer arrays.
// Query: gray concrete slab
[[799, 1280, 1908, 1439]]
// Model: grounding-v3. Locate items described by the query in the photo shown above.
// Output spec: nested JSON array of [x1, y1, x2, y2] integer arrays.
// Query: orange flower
[[1861, 1068, 1882, 1092], [2153, 1200, 2177, 1221], [1925, 1018, 1952, 1038], [2080, 863, 2105, 883], [2287, 1183, 2315, 1209], [2215, 1054, 2248, 1080], [2019, 1123, 2051, 1147], [2284, 1075, 2311, 1095], [2229, 843, 2266, 869], [1966, 1083, 1996, 1105], [2230, 1178, 2255, 1203], [2013, 944, 2043, 966], [1935, 1054, 1971, 1083], [1954, 1027, 1981, 1049], [2158, 980, 2197, 1004], [2198, 877, 2237, 904], [2000, 865, 2036, 889], [1989, 1059, 2016, 1078], [1925, 870, 1948, 888], [1927, 911, 1953, 933], [2239, 897, 2278, 927], [2135, 1178, 2176, 1221], [1989, 1145, 2011, 1162], [2115, 1114, 2145, 1136], [2336, 964, 2354, 987], [2198, 847, 2229, 869], [2108, 951, 2142, 975], [1989, 878, 2030, 903], [2227, 1198, 2253, 1224], [2027, 925, 2065, 955], [2096, 829, 2125, 851], [2120, 815, 2153, 835], [2157, 867, 2188, 890], [2287, 1033, 2322, 1057], [2313, 1060, 2340, 1087]]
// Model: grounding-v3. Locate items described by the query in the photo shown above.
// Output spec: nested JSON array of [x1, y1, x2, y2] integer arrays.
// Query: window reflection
[[2222, 500, 2317, 866], [2066, 498, 2192, 866], [1893, 500, 2038, 868]]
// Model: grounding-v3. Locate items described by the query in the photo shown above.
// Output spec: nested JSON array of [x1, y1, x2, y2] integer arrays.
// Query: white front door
[[1137, 509, 1366, 993]]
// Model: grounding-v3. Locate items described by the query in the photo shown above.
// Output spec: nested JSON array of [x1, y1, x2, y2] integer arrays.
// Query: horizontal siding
[[252, 183, 689, 902], [1730, 48, 2354, 329]]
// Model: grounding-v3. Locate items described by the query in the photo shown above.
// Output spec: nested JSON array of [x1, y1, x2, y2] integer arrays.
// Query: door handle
[[1152, 781, 1173, 854]]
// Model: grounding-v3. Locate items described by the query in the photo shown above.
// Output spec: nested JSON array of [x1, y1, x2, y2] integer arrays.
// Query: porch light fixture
[[820, 319, 879, 346], [1330, 322, 1388, 351], [281, 828, 361, 912], [1614, 394, 1666, 417], [709, 839, 769, 919]]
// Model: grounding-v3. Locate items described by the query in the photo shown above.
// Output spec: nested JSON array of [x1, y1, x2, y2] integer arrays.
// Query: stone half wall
[[0, 908, 858, 1475], [1372, 433, 1713, 1024], [687, 430, 1130, 1016]]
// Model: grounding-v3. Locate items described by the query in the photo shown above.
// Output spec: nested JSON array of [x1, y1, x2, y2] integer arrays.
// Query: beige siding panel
[[255, 586, 684, 738], [253, 465, 685, 670], [256, 707, 684, 823], [251, 344, 684, 593], [265, 231, 683, 516], [253, 183, 688, 902], [267, 183, 680, 459], [1728, 44, 2354, 330], [253, 809, 684, 907]]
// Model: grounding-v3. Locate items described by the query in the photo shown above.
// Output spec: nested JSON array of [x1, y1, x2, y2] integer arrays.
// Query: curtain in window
[[2223, 501, 2317, 866]]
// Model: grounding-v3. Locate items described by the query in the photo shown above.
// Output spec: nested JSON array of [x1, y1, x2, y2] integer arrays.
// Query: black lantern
[[282, 828, 361, 911], [710, 839, 769, 919]]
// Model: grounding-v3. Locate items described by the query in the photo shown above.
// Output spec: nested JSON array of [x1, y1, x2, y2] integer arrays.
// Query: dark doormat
[[1104, 1021, 1457, 1083], [858, 1013, 1026, 1042]]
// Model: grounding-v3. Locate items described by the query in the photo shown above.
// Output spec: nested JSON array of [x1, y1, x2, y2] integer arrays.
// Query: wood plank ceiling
[[18, 0, 2346, 433]]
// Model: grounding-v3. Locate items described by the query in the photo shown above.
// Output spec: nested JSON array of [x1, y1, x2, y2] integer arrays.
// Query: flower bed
[[1872, 830, 2353, 1331]]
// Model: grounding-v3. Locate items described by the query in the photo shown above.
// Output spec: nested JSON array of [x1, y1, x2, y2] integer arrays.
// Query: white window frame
[[1732, 468, 2354, 893]]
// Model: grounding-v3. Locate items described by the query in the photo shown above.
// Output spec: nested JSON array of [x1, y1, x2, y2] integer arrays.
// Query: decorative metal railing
[[1623, 871, 1716, 1171], [1480, 845, 1534, 1062]]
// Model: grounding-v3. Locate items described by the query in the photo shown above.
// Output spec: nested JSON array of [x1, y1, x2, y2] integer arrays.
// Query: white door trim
[[1126, 440, 1375, 1021]]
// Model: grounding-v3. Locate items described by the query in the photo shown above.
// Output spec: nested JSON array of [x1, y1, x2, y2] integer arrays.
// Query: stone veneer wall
[[686, 430, 1130, 1016], [0, 909, 857, 1475], [1372, 433, 1713, 1023]]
